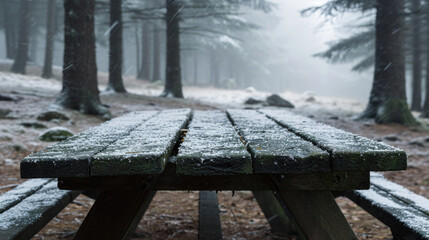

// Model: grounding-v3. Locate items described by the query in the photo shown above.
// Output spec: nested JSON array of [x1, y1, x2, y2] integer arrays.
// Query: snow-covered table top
[[20, 109, 406, 181]]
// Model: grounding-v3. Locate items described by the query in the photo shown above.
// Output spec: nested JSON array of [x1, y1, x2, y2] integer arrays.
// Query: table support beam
[[73, 177, 157, 240], [274, 188, 357, 240], [252, 191, 297, 236]]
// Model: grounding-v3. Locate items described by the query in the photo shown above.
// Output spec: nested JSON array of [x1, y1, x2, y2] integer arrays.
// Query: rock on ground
[[0, 108, 12, 118], [266, 94, 295, 108], [20, 121, 48, 129], [37, 110, 70, 121], [39, 127, 74, 142], [244, 97, 265, 105]]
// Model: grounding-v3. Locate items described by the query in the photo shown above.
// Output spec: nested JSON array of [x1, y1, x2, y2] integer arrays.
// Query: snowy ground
[[0, 70, 428, 240]]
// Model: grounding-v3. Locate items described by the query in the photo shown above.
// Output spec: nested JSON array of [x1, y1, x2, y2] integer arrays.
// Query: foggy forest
[[0, 0, 428, 239]]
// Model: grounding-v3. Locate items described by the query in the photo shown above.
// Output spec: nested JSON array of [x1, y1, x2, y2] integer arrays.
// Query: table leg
[[125, 190, 157, 239], [275, 189, 357, 240], [73, 177, 157, 240], [252, 191, 298, 236]]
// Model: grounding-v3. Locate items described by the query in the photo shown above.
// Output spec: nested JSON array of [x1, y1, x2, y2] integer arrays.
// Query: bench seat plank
[[260, 109, 407, 171], [345, 183, 429, 240], [227, 109, 330, 173], [92, 109, 192, 176], [369, 173, 429, 215], [0, 179, 53, 214], [0, 180, 80, 240], [177, 110, 252, 175], [21, 111, 158, 178]]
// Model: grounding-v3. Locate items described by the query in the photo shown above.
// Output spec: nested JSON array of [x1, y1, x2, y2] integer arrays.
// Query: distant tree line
[[305, 0, 429, 124], [0, 0, 273, 117]]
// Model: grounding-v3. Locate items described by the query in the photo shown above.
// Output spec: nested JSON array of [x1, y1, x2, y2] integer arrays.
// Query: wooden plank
[[177, 110, 252, 175], [252, 191, 297, 236], [59, 163, 369, 191], [227, 109, 330, 174], [369, 173, 429, 215], [198, 191, 223, 240], [73, 177, 158, 240], [21, 111, 158, 178], [345, 184, 429, 240], [273, 187, 358, 239], [0, 179, 53, 214], [91, 108, 192, 176], [124, 191, 157, 239], [260, 109, 407, 171], [0, 181, 80, 240]]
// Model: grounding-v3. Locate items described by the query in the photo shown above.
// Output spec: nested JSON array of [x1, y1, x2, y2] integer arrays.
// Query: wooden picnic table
[[20, 109, 407, 240]]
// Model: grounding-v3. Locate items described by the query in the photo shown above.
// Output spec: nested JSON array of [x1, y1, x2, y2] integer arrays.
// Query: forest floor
[[0, 68, 428, 240]]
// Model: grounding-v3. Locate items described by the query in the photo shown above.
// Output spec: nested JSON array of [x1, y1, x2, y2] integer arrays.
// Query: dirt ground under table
[[1, 87, 428, 240]]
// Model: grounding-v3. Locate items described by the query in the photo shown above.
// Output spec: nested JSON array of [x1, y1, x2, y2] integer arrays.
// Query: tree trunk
[[357, 0, 416, 125], [42, 0, 57, 79], [210, 50, 220, 87], [161, 0, 183, 98], [135, 23, 140, 77], [139, 22, 151, 80], [193, 50, 198, 86], [421, 0, 429, 118], [57, 0, 110, 117], [151, 23, 161, 82], [106, 0, 126, 93], [411, 0, 422, 111], [11, 0, 30, 74], [2, 0, 17, 59]]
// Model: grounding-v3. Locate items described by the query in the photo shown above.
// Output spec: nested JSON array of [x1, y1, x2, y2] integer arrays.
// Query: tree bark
[[2, 0, 17, 59], [42, 0, 57, 79], [151, 22, 161, 82], [57, 0, 110, 117], [135, 23, 140, 77], [11, 0, 30, 74], [106, 0, 126, 92], [210, 50, 220, 87], [161, 0, 183, 98], [357, 0, 416, 125], [421, 0, 429, 118], [139, 22, 151, 80], [411, 0, 422, 111], [193, 50, 198, 86]]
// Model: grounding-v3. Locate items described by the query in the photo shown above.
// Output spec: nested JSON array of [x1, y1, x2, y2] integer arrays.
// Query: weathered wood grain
[[345, 174, 429, 240], [198, 191, 223, 240], [73, 176, 158, 240], [21, 111, 158, 178], [91, 109, 192, 176], [273, 187, 358, 240], [59, 162, 369, 191], [0, 179, 53, 214], [0, 180, 80, 240], [252, 191, 298, 236], [227, 109, 330, 173], [177, 110, 252, 175], [260, 109, 407, 171]]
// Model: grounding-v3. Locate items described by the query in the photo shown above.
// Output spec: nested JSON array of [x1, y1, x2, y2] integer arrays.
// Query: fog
[[0, 0, 374, 102]]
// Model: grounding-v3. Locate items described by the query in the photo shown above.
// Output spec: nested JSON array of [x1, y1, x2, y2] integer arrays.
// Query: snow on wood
[[349, 184, 429, 239], [91, 108, 192, 176], [227, 109, 330, 173], [0, 179, 53, 214], [21, 111, 158, 178], [177, 110, 252, 175], [260, 109, 407, 171], [370, 173, 429, 215], [0, 181, 79, 240]]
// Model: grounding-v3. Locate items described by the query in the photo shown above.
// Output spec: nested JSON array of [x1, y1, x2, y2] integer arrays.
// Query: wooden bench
[[0, 179, 80, 240], [344, 173, 429, 240], [16, 108, 411, 239]]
